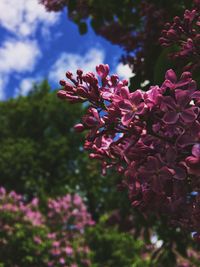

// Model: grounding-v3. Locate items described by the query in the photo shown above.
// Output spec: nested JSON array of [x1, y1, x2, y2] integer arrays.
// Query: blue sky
[[0, 0, 133, 100]]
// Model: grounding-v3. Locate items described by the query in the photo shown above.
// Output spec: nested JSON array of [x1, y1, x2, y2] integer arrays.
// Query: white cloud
[[0, 76, 8, 100], [116, 63, 134, 80], [49, 48, 105, 83], [20, 78, 35, 95], [0, 0, 59, 37], [15, 77, 36, 96], [0, 39, 41, 100], [0, 0, 60, 99], [0, 39, 41, 74]]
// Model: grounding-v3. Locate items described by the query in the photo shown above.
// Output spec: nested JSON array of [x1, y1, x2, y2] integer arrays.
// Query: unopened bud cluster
[[160, 5, 200, 72]]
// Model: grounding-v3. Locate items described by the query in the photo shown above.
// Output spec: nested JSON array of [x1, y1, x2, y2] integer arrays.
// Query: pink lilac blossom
[[46, 194, 94, 266], [47, 193, 94, 232], [0, 188, 93, 266], [46, 193, 93, 266], [58, 64, 200, 239], [0, 188, 44, 226]]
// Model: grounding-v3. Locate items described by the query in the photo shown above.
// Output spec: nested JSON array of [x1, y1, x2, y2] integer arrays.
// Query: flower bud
[[89, 153, 103, 159], [76, 86, 88, 98], [77, 69, 83, 76], [96, 64, 109, 79], [74, 123, 85, 132], [66, 71, 73, 79], [57, 90, 67, 99], [166, 29, 177, 40], [59, 80, 66, 86]]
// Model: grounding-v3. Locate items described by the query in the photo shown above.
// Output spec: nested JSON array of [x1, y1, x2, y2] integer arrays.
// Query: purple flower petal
[[186, 155, 199, 165], [192, 91, 200, 99], [120, 87, 130, 98], [118, 100, 133, 111], [165, 69, 177, 83], [173, 166, 187, 180], [121, 112, 134, 126], [160, 166, 174, 180], [180, 108, 198, 123], [146, 156, 161, 170], [175, 89, 191, 107], [162, 96, 177, 110], [161, 80, 175, 90], [192, 144, 200, 158], [136, 102, 146, 115], [177, 133, 196, 147], [163, 111, 179, 124], [130, 90, 143, 105], [165, 147, 177, 163]]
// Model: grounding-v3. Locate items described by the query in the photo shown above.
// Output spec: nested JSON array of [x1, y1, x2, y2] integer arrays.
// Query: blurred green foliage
[[0, 81, 82, 198], [0, 81, 131, 219], [86, 215, 151, 267], [0, 220, 50, 267]]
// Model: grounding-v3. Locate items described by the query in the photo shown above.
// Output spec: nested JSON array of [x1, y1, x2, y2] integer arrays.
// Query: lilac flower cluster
[[160, 4, 200, 72], [58, 64, 200, 238], [0, 187, 44, 226], [0, 187, 94, 267], [0, 187, 47, 266], [47, 193, 94, 232], [47, 194, 94, 267]]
